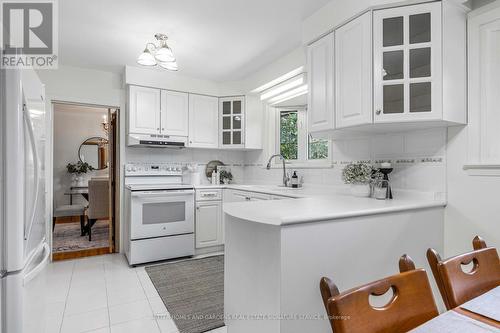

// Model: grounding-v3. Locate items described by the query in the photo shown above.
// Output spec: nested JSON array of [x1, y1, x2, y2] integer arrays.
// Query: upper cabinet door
[[373, 2, 442, 123], [161, 90, 188, 137], [128, 86, 161, 134], [335, 12, 373, 129], [188, 94, 219, 148], [307, 32, 334, 133], [220, 96, 245, 148]]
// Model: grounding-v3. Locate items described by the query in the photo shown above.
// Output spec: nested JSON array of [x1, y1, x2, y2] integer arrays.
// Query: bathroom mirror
[[78, 137, 109, 170]]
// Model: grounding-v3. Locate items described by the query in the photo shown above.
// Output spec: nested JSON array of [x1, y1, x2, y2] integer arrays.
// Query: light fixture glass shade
[[154, 45, 175, 62], [158, 61, 178, 71], [137, 48, 156, 66]]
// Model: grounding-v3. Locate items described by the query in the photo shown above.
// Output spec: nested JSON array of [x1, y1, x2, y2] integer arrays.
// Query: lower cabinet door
[[195, 201, 223, 248]]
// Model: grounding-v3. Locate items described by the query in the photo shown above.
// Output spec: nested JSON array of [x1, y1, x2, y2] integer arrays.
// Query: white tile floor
[[44, 254, 227, 333]]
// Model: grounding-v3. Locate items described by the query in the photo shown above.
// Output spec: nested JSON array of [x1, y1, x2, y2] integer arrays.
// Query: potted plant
[[342, 162, 373, 197], [219, 170, 233, 185], [67, 161, 94, 187]]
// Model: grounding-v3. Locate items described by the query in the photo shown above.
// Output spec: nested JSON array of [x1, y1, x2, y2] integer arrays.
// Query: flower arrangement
[[66, 161, 94, 175], [219, 170, 233, 184], [342, 162, 373, 184]]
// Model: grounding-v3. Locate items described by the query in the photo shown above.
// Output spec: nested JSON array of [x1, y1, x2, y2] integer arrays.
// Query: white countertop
[[204, 184, 446, 226]]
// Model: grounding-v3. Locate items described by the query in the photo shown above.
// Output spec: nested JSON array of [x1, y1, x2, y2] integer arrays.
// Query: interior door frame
[[49, 100, 121, 260]]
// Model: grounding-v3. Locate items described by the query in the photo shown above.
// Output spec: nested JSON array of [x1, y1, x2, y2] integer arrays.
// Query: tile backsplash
[[125, 128, 446, 195], [243, 128, 447, 195]]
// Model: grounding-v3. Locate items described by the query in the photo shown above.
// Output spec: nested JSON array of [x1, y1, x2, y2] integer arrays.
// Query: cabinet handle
[[376, 109, 382, 115], [157, 127, 160, 130], [196, 206, 200, 210], [245, 197, 251, 201], [162, 128, 165, 131]]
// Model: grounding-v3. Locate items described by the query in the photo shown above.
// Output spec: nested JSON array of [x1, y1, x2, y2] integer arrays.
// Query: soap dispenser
[[291, 171, 299, 188]]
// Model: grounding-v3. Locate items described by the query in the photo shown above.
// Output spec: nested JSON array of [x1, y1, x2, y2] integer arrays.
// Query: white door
[[335, 12, 373, 129], [128, 86, 161, 135], [195, 201, 222, 248], [307, 32, 334, 133], [160, 90, 188, 137], [373, 2, 442, 123], [22, 83, 46, 258], [188, 94, 219, 148]]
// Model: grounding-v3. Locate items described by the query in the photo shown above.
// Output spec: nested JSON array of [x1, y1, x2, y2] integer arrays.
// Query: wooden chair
[[427, 236, 500, 310], [320, 255, 438, 333]]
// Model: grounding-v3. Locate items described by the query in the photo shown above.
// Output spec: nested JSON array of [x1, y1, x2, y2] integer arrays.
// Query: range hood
[[127, 133, 187, 148]]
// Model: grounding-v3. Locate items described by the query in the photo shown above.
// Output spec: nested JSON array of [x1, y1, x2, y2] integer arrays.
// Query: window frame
[[274, 107, 332, 168]]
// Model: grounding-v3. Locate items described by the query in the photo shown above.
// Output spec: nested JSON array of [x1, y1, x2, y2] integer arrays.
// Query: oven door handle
[[131, 190, 194, 198]]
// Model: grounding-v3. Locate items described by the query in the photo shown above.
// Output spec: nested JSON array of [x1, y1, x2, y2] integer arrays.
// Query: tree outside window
[[280, 111, 298, 160], [277, 109, 329, 163]]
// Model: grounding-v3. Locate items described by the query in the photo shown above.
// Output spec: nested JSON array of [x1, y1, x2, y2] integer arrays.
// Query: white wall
[[53, 104, 109, 207], [445, 127, 500, 255]]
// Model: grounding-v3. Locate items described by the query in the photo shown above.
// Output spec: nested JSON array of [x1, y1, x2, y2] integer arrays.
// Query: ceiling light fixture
[[137, 33, 178, 71]]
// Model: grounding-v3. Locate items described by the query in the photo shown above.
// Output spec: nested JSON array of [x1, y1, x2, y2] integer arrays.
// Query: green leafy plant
[[219, 170, 233, 184], [66, 161, 94, 175], [342, 162, 373, 184]]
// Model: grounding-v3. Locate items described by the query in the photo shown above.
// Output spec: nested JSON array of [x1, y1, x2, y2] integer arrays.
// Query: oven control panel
[[125, 163, 183, 176]]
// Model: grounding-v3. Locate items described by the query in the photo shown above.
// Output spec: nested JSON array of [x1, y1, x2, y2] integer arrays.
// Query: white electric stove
[[124, 163, 195, 265]]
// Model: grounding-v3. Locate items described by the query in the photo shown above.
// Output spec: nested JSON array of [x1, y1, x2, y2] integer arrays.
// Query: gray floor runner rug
[[145, 255, 225, 333]]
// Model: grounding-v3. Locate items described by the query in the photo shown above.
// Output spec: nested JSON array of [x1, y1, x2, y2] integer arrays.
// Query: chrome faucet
[[266, 154, 290, 187]]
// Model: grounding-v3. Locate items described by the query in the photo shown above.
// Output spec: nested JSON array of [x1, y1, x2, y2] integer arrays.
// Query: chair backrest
[[327, 269, 438, 333], [428, 246, 500, 309], [87, 178, 109, 219], [320, 277, 340, 332], [320, 255, 437, 333]]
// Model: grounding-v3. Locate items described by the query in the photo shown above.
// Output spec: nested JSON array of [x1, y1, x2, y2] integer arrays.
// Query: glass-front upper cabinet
[[219, 96, 245, 148], [373, 2, 442, 123]]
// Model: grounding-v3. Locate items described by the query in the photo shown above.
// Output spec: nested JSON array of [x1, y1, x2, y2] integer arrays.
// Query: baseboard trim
[[52, 247, 111, 261]]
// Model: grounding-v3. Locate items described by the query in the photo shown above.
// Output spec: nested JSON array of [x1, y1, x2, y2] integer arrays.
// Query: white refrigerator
[[0, 66, 50, 333]]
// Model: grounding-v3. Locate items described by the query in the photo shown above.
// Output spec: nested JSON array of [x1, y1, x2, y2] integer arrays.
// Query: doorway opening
[[51, 102, 120, 260]]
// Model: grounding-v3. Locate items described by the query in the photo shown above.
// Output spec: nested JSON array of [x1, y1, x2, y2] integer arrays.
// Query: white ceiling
[[58, 0, 331, 82]]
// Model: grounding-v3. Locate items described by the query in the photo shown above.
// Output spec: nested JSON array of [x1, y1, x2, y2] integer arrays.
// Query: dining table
[[410, 286, 500, 332], [64, 186, 89, 205]]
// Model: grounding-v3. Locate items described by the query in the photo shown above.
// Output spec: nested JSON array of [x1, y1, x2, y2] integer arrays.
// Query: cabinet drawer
[[196, 189, 223, 201]]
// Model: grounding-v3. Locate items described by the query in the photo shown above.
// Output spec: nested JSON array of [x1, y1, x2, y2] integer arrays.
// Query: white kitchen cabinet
[[220, 96, 245, 148], [188, 94, 219, 148], [335, 12, 373, 129], [307, 32, 334, 134], [374, 2, 442, 123], [160, 90, 188, 136], [195, 201, 223, 248], [225, 189, 272, 202], [128, 86, 161, 135], [307, 2, 466, 136]]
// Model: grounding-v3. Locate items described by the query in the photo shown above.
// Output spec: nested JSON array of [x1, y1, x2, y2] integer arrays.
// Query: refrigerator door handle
[[23, 104, 40, 242], [23, 242, 50, 285]]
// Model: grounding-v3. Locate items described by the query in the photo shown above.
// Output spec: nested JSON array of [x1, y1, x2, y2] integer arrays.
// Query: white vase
[[350, 183, 371, 197], [76, 174, 86, 187]]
